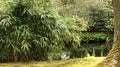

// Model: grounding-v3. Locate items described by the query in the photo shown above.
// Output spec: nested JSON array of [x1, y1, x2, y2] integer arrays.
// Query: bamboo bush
[[0, 0, 80, 62]]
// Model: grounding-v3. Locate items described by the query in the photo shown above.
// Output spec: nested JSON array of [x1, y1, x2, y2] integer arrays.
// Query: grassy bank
[[0, 57, 105, 67]]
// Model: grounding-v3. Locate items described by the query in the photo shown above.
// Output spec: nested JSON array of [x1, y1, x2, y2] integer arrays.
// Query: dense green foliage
[[51, 0, 107, 18], [88, 4, 114, 32], [0, 0, 80, 62], [80, 33, 107, 43], [51, 0, 113, 33], [0, 0, 113, 62]]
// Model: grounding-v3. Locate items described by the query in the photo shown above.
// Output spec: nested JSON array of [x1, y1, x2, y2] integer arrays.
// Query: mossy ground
[[0, 57, 105, 67]]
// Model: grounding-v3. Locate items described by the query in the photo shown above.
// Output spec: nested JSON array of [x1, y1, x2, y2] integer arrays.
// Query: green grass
[[0, 57, 105, 67]]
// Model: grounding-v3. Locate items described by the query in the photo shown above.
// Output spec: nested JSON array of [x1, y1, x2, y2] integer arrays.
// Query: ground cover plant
[[0, 57, 105, 67]]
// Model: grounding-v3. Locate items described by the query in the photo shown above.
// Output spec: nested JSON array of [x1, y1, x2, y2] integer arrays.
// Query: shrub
[[80, 33, 107, 43], [0, 0, 80, 62]]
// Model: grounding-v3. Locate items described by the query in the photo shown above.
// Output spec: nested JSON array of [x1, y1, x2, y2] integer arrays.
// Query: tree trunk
[[96, 0, 120, 67]]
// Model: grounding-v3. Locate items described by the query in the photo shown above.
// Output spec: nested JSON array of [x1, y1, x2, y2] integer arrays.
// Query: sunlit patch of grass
[[0, 57, 105, 67]]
